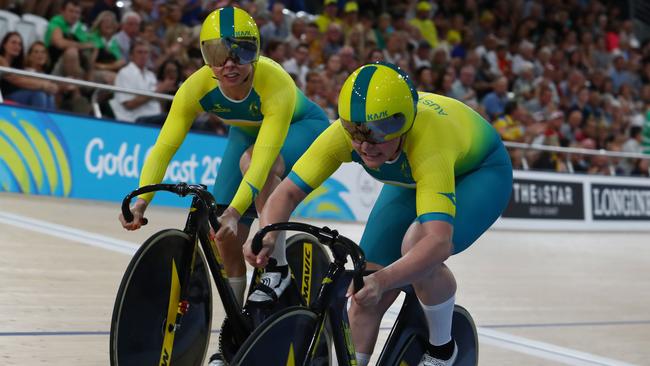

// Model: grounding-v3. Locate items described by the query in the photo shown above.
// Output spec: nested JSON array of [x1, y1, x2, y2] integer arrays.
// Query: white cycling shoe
[[418, 341, 458, 366], [247, 265, 291, 303]]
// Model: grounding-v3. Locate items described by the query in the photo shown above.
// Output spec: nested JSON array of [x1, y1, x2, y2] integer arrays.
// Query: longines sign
[[592, 184, 650, 220]]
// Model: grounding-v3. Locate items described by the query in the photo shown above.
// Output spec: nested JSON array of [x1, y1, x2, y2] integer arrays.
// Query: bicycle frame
[[248, 222, 478, 366], [121, 183, 257, 346], [251, 222, 366, 366]]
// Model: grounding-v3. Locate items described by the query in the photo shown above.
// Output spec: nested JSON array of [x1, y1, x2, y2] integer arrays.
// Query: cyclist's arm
[[372, 149, 458, 292], [260, 122, 350, 227], [137, 76, 204, 202]]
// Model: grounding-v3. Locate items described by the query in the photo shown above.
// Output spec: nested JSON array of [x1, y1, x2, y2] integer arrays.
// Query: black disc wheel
[[109, 229, 212, 366]]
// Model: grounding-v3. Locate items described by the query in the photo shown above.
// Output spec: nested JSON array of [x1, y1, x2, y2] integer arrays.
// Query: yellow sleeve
[[406, 119, 459, 219], [228, 63, 295, 214], [137, 67, 209, 202], [290, 121, 352, 192], [411, 152, 457, 219]]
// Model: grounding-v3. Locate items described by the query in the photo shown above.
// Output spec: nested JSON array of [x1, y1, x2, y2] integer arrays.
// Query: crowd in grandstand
[[0, 0, 649, 176]]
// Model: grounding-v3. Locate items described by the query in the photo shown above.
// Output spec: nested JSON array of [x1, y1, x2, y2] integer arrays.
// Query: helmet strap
[[388, 136, 405, 162]]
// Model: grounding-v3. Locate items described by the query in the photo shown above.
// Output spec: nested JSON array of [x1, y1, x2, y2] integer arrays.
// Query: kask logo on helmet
[[234, 30, 254, 37], [366, 110, 388, 121]]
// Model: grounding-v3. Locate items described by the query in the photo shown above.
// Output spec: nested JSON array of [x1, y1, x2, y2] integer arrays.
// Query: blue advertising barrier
[[0, 104, 362, 219], [0, 104, 224, 207]]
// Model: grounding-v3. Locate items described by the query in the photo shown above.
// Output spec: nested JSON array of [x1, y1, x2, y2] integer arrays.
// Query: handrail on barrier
[[503, 141, 650, 176], [0, 66, 648, 176], [0, 65, 173, 119]]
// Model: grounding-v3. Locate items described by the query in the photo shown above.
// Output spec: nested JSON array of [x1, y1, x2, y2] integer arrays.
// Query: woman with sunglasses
[[244, 62, 513, 366], [119, 6, 329, 318]]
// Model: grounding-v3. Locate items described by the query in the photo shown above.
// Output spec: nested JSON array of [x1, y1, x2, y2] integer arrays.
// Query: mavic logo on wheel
[[301, 243, 313, 303]]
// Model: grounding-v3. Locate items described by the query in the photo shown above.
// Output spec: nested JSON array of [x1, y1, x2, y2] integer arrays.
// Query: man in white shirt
[[282, 43, 310, 89], [110, 39, 175, 122]]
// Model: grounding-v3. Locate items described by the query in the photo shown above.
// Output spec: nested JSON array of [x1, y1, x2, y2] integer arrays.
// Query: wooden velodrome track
[[1, 192, 648, 365]]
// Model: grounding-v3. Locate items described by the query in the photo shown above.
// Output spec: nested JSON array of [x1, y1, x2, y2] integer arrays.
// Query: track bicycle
[[109, 183, 331, 366], [228, 222, 478, 365]]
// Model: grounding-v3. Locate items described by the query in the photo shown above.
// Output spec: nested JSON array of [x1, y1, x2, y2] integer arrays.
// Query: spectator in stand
[[412, 40, 432, 70], [180, 0, 203, 26], [156, 58, 182, 109], [561, 109, 584, 143], [340, 1, 360, 39], [265, 39, 288, 64], [511, 40, 535, 76], [512, 61, 535, 102], [365, 48, 384, 63], [481, 76, 509, 120], [303, 70, 328, 115], [44, 0, 96, 80], [112, 12, 142, 63], [525, 83, 557, 122], [450, 64, 477, 107], [493, 100, 527, 143], [285, 18, 306, 52], [617, 126, 644, 174], [371, 13, 393, 50], [337, 45, 359, 75], [282, 43, 310, 88], [409, 1, 438, 49], [414, 65, 436, 92], [128, 0, 155, 23], [0, 32, 58, 110], [315, 0, 340, 34], [89, 11, 126, 84], [109, 40, 177, 123], [304, 22, 324, 66], [322, 22, 345, 60], [382, 31, 409, 65], [260, 2, 290, 50], [320, 53, 347, 92], [609, 54, 636, 94]]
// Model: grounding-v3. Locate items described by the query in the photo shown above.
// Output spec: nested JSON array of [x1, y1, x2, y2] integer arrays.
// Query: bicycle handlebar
[[252, 222, 366, 292], [121, 183, 257, 227]]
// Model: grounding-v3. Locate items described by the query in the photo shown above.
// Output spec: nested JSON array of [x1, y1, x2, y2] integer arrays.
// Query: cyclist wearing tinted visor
[[201, 37, 259, 67], [340, 113, 408, 144]]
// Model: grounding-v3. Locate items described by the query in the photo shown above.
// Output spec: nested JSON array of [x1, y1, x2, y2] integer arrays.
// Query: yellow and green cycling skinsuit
[[288, 92, 513, 266], [138, 56, 329, 221]]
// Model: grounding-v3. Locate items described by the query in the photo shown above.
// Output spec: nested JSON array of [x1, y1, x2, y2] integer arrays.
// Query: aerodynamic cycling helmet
[[200, 7, 260, 67], [338, 62, 418, 143]]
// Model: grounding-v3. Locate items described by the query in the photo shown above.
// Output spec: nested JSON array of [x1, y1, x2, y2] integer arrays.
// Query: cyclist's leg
[[406, 144, 512, 362], [350, 184, 417, 356], [239, 146, 287, 267], [244, 114, 329, 303], [213, 127, 256, 302]]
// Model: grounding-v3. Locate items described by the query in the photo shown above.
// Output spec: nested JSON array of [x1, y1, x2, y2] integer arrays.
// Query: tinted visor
[[201, 37, 258, 66], [341, 113, 406, 143]]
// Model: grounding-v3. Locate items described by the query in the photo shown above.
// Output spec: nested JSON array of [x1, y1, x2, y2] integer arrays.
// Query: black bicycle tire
[[452, 304, 479, 366], [109, 229, 212, 366], [230, 306, 328, 365]]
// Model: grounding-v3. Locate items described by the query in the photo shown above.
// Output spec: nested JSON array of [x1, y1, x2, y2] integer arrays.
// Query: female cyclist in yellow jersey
[[119, 7, 329, 312], [244, 62, 513, 366]]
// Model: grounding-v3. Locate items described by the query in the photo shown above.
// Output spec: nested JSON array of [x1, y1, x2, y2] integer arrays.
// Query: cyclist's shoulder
[[253, 56, 295, 87], [175, 65, 216, 98], [416, 92, 470, 113]]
